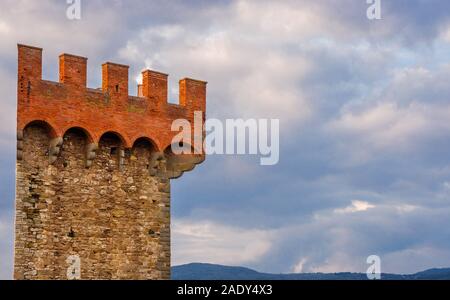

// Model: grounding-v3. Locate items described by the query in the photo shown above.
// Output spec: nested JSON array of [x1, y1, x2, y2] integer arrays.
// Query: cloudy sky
[[2, 0, 450, 279]]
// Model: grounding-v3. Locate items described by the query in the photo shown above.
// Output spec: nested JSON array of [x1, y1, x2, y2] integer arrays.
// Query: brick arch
[[22, 120, 58, 138], [131, 136, 160, 152], [97, 130, 130, 148], [62, 126, 95, 144]]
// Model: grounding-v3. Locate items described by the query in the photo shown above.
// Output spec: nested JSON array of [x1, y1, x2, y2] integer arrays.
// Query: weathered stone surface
[[15, 127, 172, 279]]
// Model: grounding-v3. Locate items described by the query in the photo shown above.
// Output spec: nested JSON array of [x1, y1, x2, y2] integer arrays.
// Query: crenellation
[[59, 53, 88, 87], [179, 77, 207, 113], [17, 44, 206, 151], [102, 62, 129, 101], [141, 69, 168, 110], [18, 44, 42, 80]]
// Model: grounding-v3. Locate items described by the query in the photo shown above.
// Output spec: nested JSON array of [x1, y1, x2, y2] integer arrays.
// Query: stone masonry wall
[[14, 126, 170, 279]]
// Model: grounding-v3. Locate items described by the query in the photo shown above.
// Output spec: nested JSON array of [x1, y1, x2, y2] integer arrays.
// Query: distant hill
[[171, 263, 450, 280]]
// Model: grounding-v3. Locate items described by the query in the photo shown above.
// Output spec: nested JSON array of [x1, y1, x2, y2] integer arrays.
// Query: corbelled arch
[[62, 126, 95, 144], [20, 120, 61, 164], [60, 127, 97, 168], [22, 119, 58, 139], [97, 130, 129, 148], [132, 136, 159, 152]]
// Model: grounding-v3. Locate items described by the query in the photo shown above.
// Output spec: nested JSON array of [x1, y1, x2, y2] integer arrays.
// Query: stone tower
[[14, 44, 206, 279]]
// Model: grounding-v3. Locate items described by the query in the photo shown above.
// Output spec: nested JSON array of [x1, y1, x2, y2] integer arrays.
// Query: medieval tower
[[14, 44, 206, 279]]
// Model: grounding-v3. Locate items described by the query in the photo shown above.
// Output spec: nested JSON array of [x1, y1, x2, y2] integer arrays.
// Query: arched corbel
[[148, 152, 166, 177], [49, 137, 63, 164], [119, 149, 125, 170], [165, 154, 205, 179], [17, 130, 24, 161], [85, 143, 98, 168], [148, 151, 205, 179]]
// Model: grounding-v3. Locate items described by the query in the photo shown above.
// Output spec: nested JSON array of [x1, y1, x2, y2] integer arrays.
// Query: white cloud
[[172, 218, 275, 266], [394, 204, 418, 214], [292, 257, 308, 273], [330, 102, 428, 150], [117, 1, 316, 122], [440, 22, 450, 43], [326, 64, 450, 165], [334, 200, 375, 214], [0, 1, 121, 59], [0, 20, 11, 35]]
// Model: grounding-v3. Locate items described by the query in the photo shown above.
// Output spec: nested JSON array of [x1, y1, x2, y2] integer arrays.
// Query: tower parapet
[[17, 44, 206, 152]]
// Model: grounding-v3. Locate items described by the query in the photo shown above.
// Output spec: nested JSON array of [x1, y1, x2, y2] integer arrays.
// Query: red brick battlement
[[17, 44, 207, 151]]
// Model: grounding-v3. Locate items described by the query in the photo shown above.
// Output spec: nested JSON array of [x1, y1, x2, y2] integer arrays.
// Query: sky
[[1, 0, 450, 279]]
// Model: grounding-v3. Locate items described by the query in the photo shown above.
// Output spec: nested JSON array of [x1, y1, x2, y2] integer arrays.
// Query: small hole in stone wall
[[110, 147, 118, 155], [68, 228, 75, 238], [115, 84, 119, 92], [63, 161, 68, 168], [148, 229, 155, 236]]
